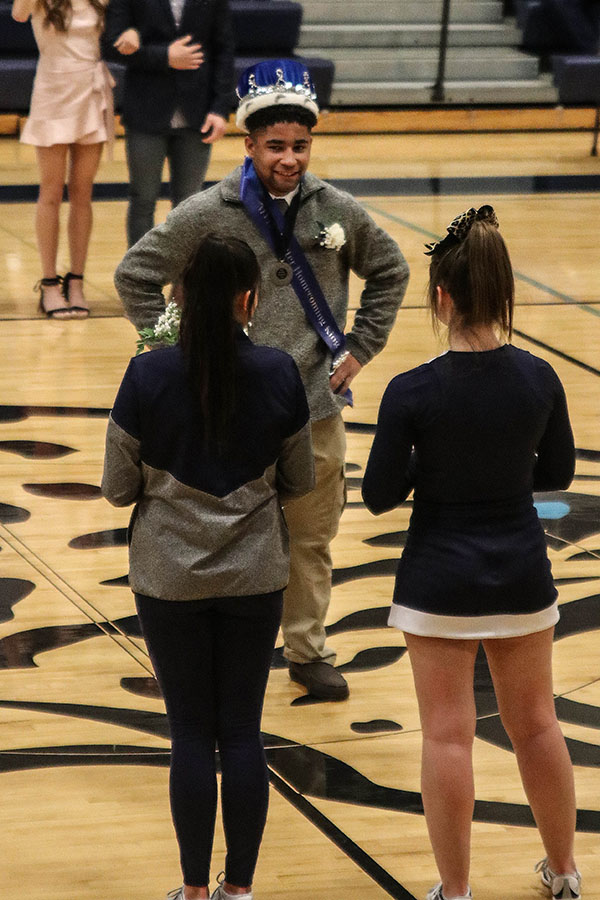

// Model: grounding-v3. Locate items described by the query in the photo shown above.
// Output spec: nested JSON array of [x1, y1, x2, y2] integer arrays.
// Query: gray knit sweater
[[115, 168, 410, 421]]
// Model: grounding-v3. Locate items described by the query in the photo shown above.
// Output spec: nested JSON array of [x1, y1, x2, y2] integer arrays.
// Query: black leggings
[[135, 590, 283, 887]]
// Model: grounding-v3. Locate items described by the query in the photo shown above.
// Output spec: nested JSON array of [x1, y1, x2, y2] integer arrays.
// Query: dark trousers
[[135, 590, 283, 887], [125, 128, 212, 246]]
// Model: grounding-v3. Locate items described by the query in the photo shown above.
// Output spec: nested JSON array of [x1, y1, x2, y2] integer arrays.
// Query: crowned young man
[[115, 59, 410, 701]]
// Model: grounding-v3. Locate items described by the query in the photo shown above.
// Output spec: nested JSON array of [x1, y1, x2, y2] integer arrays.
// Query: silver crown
[[236, 61, 319, 130]]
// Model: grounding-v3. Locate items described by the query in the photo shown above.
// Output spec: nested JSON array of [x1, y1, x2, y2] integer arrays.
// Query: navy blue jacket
[[102, 0, 235, 132]]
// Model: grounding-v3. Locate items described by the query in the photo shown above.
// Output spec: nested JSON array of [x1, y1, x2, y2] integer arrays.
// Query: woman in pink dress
[[12, 0, 137, 317]]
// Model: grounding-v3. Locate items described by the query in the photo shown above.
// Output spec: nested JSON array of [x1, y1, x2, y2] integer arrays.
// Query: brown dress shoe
[[288, 661, 349, 700]]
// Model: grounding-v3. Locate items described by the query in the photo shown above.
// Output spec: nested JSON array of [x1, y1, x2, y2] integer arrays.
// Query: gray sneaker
[[288, 661, 349, 700], [210, 882, 253, 899], [166, 884, 254, 900], [426, 882, 472, 900], [536, 858, 582, 899]]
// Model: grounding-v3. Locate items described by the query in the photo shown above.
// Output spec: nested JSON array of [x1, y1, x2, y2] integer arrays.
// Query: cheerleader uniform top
[[362, 344, 575, 639]]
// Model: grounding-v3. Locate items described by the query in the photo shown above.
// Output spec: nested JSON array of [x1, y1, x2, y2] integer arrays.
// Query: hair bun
[[425, 204, 499, 256], [475, 205, 499, 227]]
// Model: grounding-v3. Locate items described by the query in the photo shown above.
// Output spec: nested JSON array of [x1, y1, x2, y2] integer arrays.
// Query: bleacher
[[297, 0, 557, 106], [516, 0, 600, 113]]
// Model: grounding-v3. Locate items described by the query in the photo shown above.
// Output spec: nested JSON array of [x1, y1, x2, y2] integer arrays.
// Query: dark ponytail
[[428, 219, 514, 338], [179, 234, 260, 446]]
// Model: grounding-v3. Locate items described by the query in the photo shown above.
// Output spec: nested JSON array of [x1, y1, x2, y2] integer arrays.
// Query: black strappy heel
[[36, 275, 71, 319], [63, 272, 90, 318]]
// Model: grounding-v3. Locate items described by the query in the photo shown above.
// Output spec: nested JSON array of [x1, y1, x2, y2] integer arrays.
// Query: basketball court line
[[0, 520, 153, 674], [2, 173, 600, 203], [360, 201, 600, 321]]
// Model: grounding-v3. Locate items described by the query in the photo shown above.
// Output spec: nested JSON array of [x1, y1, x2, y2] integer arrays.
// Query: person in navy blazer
[[102, 0, 234, 246]]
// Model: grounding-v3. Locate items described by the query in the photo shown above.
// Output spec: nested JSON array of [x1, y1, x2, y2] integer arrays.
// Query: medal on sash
[[239, 158, 352, 404], [263, 189, 301, 286], [273, 262, 293, 285]]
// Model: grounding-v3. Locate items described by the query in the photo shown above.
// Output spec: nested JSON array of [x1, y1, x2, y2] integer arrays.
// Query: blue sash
[[239, 158, 352, 404]]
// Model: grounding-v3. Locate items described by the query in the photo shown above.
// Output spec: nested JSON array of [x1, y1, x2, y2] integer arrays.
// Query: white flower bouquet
[[136, 302, 181, 355]]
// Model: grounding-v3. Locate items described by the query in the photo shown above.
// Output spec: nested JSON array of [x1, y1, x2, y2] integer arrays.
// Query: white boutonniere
[[136, 302, 181, 355], [316, 221, 346, 251]]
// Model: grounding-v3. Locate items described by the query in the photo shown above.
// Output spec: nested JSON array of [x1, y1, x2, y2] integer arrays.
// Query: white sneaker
[[536, 858, 582, 899], [426, 883, 472, 900], [210, 891, 253, 900], [164, 887, 253, 900], [210, 877, 253, 900]]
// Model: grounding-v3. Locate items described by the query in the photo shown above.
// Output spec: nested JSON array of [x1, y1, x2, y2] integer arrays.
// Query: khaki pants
[[281, 413, 346, 663]]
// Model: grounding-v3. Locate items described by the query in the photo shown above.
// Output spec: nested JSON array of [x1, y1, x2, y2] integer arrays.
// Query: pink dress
[[21, 0, 114, 147]]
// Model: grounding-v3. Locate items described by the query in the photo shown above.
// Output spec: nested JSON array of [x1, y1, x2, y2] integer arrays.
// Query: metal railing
[[431, 0, 452, 102], [428, 0, 599, 157]]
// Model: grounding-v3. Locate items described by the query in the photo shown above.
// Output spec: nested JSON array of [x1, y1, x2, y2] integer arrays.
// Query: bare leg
[[35, 145, 70, 316], [182, 887, 209, 899], [182, 884, 249, 898], [405, 633, 479, 898], [483, 628, 577, 875], [65, 142, 103, 313]]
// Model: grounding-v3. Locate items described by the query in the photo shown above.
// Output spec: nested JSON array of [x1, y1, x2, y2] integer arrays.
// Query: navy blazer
[[102, 0, 235, 133]]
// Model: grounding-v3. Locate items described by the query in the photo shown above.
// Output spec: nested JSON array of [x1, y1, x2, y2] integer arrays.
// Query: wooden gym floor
[[0, 125, 599, 899]]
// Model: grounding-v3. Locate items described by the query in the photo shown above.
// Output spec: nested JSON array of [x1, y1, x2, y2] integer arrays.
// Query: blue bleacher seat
[[0, 57, 36, 111], [520, 0, 600, 55], [0, 9, 36, 52], [552, 55, 600, 104], [231, 1, 301, 53], [0, 0, 36, 111]]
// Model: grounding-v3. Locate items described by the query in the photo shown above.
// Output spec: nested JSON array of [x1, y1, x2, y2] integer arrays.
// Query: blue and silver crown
[[236, 59, 319, 131]]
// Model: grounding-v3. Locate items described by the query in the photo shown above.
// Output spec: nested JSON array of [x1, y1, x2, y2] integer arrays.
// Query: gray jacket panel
[[103, 416, 315, 600]]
